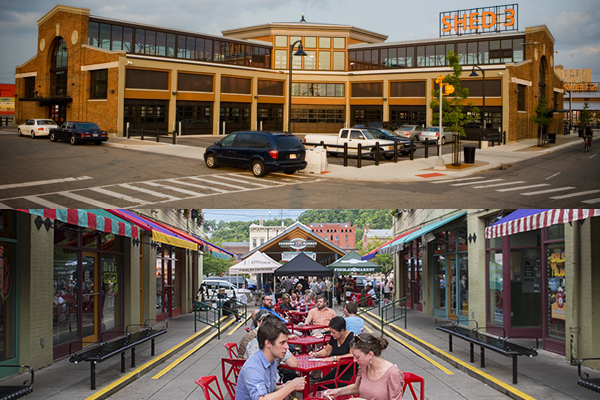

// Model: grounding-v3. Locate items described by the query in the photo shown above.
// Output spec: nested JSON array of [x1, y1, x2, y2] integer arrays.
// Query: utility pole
[[434, 76, 454, 171]]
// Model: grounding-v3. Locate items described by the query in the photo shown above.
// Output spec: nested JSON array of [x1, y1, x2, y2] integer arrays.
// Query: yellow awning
[[152, 230, 197, 251]]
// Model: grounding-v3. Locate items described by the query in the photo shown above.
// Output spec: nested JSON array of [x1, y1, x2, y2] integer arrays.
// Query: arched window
[[51, 38, 68, 96], [538, 57, 548, 100]]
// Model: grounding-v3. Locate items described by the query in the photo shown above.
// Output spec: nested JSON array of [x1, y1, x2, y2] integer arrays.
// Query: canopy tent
[[485, 209, 600, 239], [379, 211, 467, 255], [328, 250, 382, 273], [273, 252, 334, 277], [229, 251, 281, 274], [17, 209, 138, 238]]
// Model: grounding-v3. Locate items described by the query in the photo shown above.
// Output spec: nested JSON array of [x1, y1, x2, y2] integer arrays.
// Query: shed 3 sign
[[440, 4, 518, 37]]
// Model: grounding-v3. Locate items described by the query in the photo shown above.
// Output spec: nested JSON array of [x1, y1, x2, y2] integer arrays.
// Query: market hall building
[[15, 4, 565, 140]]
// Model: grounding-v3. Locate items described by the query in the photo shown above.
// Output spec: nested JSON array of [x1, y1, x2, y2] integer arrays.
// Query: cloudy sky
[[1, 0, 599, 83]]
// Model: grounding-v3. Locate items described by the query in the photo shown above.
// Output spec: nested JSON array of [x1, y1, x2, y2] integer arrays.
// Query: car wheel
[[384, 153, 393, 160], [441, 136, 446, 145], [70, 135, 77, 145], [252, 159, 266, 177], [17, 128, 23, 137], [50, 132, 57, 142], [31, 130, 36, 138], [205, 153, 219, 169], [370, 150, 382, 162]]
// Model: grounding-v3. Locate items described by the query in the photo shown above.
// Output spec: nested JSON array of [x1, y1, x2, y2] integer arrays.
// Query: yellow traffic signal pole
[[435, 76, 447, 170]]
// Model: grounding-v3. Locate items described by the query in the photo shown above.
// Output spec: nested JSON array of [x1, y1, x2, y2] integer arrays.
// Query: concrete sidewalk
[[7, 303, 597, 400]]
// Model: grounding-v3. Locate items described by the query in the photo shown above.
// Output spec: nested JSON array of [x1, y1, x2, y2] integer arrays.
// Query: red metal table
[[292, 324, 328, 336], [281, 354, 337, 399], [288, 335, 328, 354], [288, 310, 308, 324]]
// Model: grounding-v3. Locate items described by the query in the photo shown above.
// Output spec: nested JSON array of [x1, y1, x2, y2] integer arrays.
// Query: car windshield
[[274, 135, 303, 150], [361, 130, 375, 139], [39, 120, 56, 125], [368, 129, 385, 138], [75, 123, 100, 130]]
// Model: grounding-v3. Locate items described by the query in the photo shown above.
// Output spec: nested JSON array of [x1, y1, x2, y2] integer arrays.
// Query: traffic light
[[445, 85, 455, 95], [435, 75, 445, 84]]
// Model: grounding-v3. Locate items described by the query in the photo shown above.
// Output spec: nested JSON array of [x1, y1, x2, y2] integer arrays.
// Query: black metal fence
[[0, 116, 13, 127], [126, 126, 178, 144]]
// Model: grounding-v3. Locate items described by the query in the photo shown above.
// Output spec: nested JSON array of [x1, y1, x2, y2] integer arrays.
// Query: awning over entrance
[[17, 209, 138, 238], [229, 251, 281, 274], [328, 250, 381, 273], [485, 209, 600, 239], [274, 253, 334, 277], [379, 211, 467, 254]]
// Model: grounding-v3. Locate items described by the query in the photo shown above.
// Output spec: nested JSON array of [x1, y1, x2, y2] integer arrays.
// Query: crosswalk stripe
[[550, 190, 600, 200], [23, 195, 64, 208], [521, 187, 575, 196], [118, 183, 181, 201], [495, 184, 549, 192], [0, 202, 10, 208], [144, 182, 207, 197], [472, 181, 526, 188], [582, 198, 600, 204], [89, 187, 149, 204], [431, 177, 484, 184], [451, 179, 504, 187], [0, 176, 92, 191], [189, 176, 244, 189], [217, 174, 272, 187], [58, 191, 118, 208], [165, 179, 230, 193]]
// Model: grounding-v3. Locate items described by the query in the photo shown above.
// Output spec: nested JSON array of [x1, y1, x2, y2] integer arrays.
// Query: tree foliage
[[429, 51, 479, 137], [532, 96, 554, 128], [207, 218, 296, 242], [580, 102, 591, 126], [202, 254, 233, 276]]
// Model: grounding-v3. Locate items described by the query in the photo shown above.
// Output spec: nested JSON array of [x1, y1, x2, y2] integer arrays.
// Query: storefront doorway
[[156, 247, 181, 320], [81, 252, 99, 343], [403, 241, 422, 311]]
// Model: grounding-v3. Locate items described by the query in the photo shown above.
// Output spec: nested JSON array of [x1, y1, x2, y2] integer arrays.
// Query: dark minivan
[[204, 131, 307, 177]]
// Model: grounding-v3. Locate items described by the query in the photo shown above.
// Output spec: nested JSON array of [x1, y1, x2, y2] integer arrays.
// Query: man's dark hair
[[257, 318, 290, 350], [316, 294, 327, 303], [345, 301, 358, 314]]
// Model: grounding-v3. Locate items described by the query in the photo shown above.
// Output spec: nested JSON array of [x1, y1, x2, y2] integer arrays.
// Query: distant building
[[220, 241, 250, 258], [249, 219, 287, 250], [308, 222, 355, 250], [362, 225, 393, 252], [555, 65, 592, 84], [0, 83, 15, 125]]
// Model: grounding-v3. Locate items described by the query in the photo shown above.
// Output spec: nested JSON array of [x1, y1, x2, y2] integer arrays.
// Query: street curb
[[362, 311, 536, 400]]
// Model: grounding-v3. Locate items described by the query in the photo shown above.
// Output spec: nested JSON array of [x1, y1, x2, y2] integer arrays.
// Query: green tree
[[580, 102, 591, 126], [202, 254, 232, 276], [429, 51, 479, 137], [532, 97, 554, 144], [358, 237, 393, 276]]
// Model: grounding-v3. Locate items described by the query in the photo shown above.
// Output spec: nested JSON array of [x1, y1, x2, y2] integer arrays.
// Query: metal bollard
[[343, 142, 348, 167], [410, 138, 414, 161], [425, 138, 429, 158], [357, 143, 362, 169], [141, 128, 145, 141], [156, 129, 160, 142], [393, 142, 398, 163], [374, 142, 380, 166]]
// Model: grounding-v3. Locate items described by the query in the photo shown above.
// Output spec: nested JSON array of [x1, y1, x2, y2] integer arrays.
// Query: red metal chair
[[312, 356, 357, 396], [402, 372, 425, 400], [223, 342, 239, 358], [195, 375, 225, 400], [221, 358, 246, 400]]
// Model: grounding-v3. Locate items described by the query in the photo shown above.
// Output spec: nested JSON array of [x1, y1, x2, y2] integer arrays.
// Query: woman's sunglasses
[[354, 335, 370, 344]]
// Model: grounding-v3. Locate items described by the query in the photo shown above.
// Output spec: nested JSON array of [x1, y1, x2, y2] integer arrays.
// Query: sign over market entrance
[[440, 4, 518, 37]]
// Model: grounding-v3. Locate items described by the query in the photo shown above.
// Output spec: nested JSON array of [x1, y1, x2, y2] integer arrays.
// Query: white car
[[18, 119, 59, 138], [419, 126, 455, 145], [202, 279, 250, 304]]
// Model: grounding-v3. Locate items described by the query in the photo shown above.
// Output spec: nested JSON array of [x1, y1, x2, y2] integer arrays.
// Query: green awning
[[327, 250, 382, 273]]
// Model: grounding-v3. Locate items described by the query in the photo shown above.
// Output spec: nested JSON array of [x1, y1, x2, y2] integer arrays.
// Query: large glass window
[[488, 249, 504, 325], [333, 52, 345, 71], [89, 69, 108, 100], [546, 242, 565, 341], [274, 50, 287, 69], [50, 38, 68, 97], [318, 52, 331, 71]]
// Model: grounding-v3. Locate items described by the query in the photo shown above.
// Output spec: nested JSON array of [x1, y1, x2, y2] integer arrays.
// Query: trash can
[[548, 133, 556, 143], [464, 145, 476, 164]]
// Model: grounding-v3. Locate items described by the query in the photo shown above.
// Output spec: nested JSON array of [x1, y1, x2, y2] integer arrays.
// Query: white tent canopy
[[228, 251, 281, 274]]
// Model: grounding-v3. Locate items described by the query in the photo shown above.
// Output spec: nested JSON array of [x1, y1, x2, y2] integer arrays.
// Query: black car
[[204, 131, 307, 177], [49, 122, 109, 145], [367, 128, 413, 156]]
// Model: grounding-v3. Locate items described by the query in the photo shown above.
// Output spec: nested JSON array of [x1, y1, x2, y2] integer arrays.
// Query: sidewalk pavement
[[8, 303, 597, 400], [102, 132, 586, 183]]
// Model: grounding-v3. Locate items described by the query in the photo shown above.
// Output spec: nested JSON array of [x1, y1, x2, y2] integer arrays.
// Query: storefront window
[[0, 210, 15, 363], [101, 255, 120, 331], [510, 245, 542, 328], [546, 242, 566, 341], [53, 247, 80, 346], [488, 249, 503, 325]]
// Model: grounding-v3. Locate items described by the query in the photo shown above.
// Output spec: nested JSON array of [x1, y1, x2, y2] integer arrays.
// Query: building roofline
[[38, 5, 90, 26]]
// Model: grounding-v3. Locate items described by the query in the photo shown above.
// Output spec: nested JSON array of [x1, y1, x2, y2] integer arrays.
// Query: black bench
[[69, 321, 167, 389], [0, 365, 33, 399], [435, 318, 538, 384], [578, 358, 600, 393]]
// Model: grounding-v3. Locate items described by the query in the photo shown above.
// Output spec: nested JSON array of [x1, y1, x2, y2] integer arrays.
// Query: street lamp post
[[470, 65, 486, 140], [287, 40, 307, 133]]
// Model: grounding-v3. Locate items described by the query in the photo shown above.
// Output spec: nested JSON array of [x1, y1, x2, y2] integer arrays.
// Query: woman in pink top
[[323, 332, 404, 400]]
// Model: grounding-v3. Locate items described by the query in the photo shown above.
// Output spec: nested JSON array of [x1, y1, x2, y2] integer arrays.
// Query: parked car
[[419, 126, 456, 145], [202, 279, 251, 302], [17, 119, 58, 138], [397, 125, 423, 141], [49, 122, 109, 145], [204, 131, 307, 177], [203, 275, 248, 290], [368, 121, 400, 132], [304, 128, 396, 160], [367, 128, 413, 156]]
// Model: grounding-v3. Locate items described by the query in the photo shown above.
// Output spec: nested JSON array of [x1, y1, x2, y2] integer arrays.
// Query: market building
[[0, 209, 230, 378], [15, 4, 564, 141], [371, 209, 599, 361]]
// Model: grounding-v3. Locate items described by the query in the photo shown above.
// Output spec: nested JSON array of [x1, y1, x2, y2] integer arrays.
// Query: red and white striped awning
[[485, 209, 600, 239]]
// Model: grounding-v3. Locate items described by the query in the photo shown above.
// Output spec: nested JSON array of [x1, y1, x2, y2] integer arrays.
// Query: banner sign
[[279, 239, 317, 250], [563, 82, 599, 92], [440, 4, 518, 37]]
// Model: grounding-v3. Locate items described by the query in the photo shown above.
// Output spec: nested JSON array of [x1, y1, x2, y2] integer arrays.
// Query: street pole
[[435, 76, 446, 170], [287, 40, 307, 134]]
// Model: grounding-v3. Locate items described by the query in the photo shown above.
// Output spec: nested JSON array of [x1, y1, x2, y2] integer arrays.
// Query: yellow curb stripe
[[228, 313, 251, 336], [364, 311, 536, 400], [362, 313, 453, 375], [152, 317, 238, 379]]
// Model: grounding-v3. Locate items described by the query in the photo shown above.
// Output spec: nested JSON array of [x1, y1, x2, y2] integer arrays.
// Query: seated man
[[305, 294, 337, 336], [343, 301, 364, 335], [236, 318, 305, 400], [238, 309, 269, 359], [260, 295, 287, 323]]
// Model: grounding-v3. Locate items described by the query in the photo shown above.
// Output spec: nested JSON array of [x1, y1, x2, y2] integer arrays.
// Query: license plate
[[93, 134, 98, 137], [290, 154, 297, 159]]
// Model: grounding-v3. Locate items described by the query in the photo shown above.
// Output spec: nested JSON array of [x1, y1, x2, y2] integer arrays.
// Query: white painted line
[[144, 182, 207, 197], [451, 179, 504, 187], [546, 172, 561, 180], [521, 187, 575, 196], [550, 190, 600, 200], [217, 174, 271, 187], [431, 177, 484, 184], [473, 181, 526, 188], [495, 184, 549, 192], [189, 176, 244, 190], [589, 154, 597, 159], [58, 191, 118, 208], [0, 176, 92, 191], [89, 187, 149, 204], [23, 195, 64, 209], [582, 198, 600, 204], [0, 202, 11, 208], [118, 184, 181, 201], [165, 179, 229, 193]]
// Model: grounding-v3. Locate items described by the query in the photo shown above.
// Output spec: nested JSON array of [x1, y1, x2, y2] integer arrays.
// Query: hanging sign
[[440, 4, 518, 37]]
